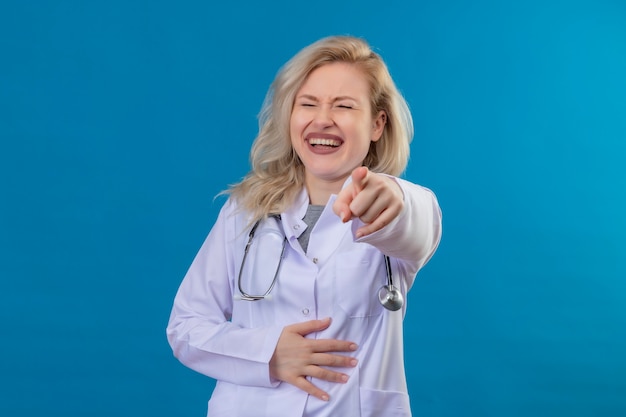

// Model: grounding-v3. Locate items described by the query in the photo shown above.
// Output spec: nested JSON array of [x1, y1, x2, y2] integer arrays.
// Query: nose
[[312, 105, 334, 128]]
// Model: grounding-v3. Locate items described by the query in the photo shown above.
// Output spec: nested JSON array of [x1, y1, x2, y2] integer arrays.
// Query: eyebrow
[[296, 94, 359, 103]]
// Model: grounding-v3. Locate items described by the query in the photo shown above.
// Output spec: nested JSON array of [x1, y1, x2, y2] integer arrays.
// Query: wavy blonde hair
[[227, 35, 413, 222]]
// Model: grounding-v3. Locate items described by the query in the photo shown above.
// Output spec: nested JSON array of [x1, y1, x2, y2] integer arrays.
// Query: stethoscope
[[236, 216, 404, 311]]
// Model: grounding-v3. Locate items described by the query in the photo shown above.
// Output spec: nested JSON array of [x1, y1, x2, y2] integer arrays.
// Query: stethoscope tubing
[[236, 216, 403, 310]]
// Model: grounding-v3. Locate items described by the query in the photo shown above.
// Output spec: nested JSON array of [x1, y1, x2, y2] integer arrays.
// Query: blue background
[[1, 1, 625, 416]]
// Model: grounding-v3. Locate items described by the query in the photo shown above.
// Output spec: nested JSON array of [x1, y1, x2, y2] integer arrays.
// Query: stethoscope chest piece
[[378, 284, 404, 311], [379, 255, 404, 311]]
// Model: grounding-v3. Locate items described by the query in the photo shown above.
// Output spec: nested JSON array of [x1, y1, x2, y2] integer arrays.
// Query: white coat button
[[312, 258, 318, 264], [293, 224, 300, 230], [302, 308, 310, 316]]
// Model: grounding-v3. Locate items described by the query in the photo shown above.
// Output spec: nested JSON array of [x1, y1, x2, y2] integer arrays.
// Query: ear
[[371, 110, 387, 142]]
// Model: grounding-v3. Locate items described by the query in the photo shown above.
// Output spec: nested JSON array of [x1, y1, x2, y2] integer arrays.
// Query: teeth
[[309, 138, 341, 147]]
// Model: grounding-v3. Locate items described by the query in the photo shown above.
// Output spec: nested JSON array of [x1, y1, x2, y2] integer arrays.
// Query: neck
[[305, 174, 347, 205]]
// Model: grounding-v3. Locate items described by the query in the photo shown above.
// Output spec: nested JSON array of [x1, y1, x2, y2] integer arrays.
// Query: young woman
[[167, 35, 442, 417]]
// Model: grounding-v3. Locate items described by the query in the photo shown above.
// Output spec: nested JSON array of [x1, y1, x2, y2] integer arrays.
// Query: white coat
[[166, 176, 442, 417]]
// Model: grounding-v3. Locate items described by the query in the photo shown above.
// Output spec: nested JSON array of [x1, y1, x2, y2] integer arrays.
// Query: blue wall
[[1, 1, 624, 416]]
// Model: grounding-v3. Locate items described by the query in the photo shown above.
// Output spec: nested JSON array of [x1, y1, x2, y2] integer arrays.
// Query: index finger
[[332, 167, 369, 222], [285, 317, 332, 336], [350, 166, 369, 193], [332, 188, 352, 222]]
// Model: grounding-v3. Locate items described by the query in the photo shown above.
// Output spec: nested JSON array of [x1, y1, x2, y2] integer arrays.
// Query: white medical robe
[[167, 176, 442, 417]]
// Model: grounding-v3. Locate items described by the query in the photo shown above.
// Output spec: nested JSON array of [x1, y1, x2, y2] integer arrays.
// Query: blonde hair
[[227, 35, 413, 222]]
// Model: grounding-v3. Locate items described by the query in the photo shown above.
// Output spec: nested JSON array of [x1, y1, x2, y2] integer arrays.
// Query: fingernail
[[341, 374, 349, 382], [349, 343, 358, 351], [350, 359, 358, 367], [321, 394, 330, 402]]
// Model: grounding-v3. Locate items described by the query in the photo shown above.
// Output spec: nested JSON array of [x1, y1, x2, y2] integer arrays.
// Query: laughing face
[[290, 62, 386, 201]]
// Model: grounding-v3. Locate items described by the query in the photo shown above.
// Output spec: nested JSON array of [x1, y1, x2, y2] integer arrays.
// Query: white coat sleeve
[[353, 177, 442, 281], [166, 201, 284, 387]]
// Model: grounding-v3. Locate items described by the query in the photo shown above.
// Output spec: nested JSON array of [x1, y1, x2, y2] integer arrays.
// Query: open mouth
[[308, 137, 342, 147]]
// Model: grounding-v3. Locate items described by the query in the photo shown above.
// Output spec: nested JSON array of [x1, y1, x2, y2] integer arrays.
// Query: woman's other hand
[[269, 317, 358, 401]]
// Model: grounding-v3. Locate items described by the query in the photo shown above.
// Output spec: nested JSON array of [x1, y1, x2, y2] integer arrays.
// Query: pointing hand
[[332, 166, 404, 238]]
